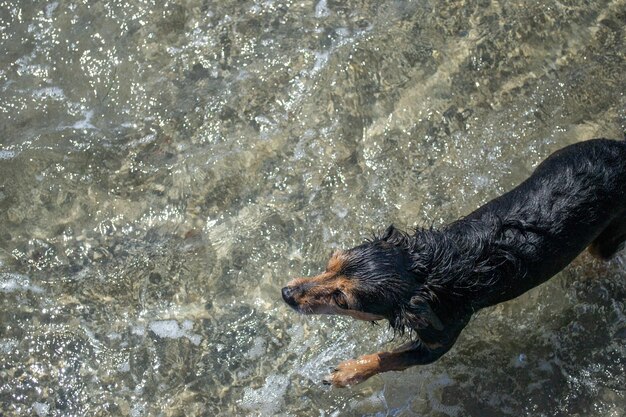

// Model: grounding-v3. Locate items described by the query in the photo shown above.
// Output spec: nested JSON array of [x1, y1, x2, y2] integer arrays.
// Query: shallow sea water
[[1, 1, 625, 416]]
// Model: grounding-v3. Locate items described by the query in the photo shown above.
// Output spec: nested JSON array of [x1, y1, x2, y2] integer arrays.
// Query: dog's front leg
[[324, 340, 450, 388]]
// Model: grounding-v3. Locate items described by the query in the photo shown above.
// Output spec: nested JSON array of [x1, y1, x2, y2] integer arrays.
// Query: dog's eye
[[333, 290, 349, 309]]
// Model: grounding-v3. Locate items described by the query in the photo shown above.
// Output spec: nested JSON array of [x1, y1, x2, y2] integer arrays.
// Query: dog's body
[[282, 138, 626, 387]]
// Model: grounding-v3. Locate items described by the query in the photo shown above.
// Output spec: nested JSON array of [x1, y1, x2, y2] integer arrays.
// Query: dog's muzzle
[[281, 286, 298, 308]]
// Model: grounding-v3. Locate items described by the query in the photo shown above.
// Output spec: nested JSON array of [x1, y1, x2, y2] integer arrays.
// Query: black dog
[[282, 138, 626, 387]]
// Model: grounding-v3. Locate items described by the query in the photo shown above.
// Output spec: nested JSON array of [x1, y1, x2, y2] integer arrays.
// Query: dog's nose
[[281, 286, 297, 307]]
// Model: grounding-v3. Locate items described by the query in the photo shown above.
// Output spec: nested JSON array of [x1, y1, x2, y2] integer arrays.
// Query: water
[[1, 0, 625, 415]]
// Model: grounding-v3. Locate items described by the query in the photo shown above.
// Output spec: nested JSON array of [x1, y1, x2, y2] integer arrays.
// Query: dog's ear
[[380, 224, 409, 247], [410, 297, 444, 330], [381, 224, 397, 241]]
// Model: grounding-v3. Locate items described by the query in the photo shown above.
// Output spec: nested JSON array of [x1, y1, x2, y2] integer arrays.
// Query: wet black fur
[[337, 138, 626, 362]]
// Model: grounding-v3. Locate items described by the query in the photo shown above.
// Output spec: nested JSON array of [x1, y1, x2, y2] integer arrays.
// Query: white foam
[[72, 109, 97, 130], [149, 320, 185, 337], [131, 325, 146, 336], [126, 133, 156, 149], [245, 336, 267, 360], [0, 273, 44, 294], [315, 0, 330, 18], [0, 339, 18, 354], [45, 2, 59, 18], [131, 402, 145, 417], [118, 361, 130, 372], [148, 320, 201, 345], [0, 150, 16, 160], [312, 51, 330, 74], [33, 86, 65, 100], [32, 402, 50, 417], [240, 374, 289, 416]]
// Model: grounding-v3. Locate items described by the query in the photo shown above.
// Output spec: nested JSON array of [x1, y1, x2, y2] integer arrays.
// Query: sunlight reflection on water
[[1, 0, 625, 416]]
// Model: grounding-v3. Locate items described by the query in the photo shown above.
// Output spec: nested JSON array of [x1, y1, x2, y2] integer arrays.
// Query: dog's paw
[[323, 355, 380, 388]]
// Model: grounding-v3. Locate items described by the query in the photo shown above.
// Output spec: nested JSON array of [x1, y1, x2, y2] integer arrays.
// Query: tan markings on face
[[283, 267, 384, 321], [326, 250, 347, 273], [290, 273, 348, 312], [284, 270, 331, 290]]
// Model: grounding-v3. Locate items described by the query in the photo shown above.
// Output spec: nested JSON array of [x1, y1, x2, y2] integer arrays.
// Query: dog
[[282, 138, 626, 387]]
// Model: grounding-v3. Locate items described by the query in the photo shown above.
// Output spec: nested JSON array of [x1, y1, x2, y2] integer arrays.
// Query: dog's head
[[282, 225, 444, 333]]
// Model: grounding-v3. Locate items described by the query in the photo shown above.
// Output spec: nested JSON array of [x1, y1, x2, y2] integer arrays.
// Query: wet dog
[[282, 138, 626, 387]]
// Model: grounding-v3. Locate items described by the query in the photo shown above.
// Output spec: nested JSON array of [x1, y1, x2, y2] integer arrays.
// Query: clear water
[[1, 1, 625, 416]]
